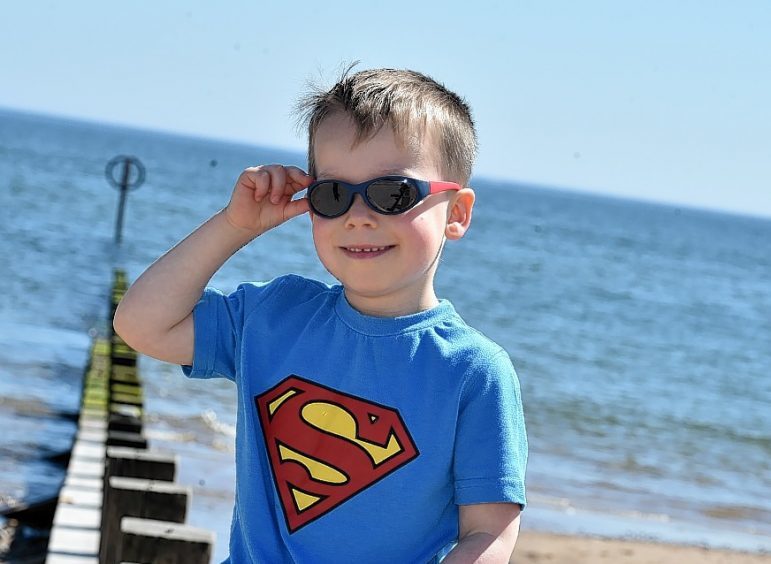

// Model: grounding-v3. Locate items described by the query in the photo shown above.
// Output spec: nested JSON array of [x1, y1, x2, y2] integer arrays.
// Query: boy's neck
[[343, 286, 440, 318]]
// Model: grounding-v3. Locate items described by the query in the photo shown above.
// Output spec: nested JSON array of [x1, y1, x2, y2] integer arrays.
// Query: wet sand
[[513, 531, 771, 563]]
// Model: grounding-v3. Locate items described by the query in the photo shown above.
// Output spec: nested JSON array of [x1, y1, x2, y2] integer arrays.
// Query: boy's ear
[[445, 188, 475, 240]]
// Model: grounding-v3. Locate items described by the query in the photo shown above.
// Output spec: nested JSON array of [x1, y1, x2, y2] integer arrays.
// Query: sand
[[513, 531, 771, 563]]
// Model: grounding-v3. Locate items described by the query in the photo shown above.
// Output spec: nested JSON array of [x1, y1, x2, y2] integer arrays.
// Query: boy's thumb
[[285, 198, 310, 220]]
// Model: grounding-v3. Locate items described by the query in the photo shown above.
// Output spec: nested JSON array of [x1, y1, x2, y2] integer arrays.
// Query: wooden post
[[118, 517, 214, 564], [105, 447, 177, 482], [110, 365, 140, 385], [110, 403, 142, 419], [111, 344, 137, 367], [108, 413, 142, 434], [99, 477, 189, 564], [106, 431, 148, 450]]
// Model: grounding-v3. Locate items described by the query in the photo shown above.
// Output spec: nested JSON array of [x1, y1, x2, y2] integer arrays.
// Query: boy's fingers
[[285, 165, 313, 187], [240, 168, 265, 190], [264, 166, 287, 204], [283, 197, 310, 220], [252, 169, 270, 201], [287, 178, 312, 194], [240, 165, 309, 206]]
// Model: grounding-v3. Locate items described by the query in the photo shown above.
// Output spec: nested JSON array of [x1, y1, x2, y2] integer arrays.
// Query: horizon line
[[2, 104, 769, 223]]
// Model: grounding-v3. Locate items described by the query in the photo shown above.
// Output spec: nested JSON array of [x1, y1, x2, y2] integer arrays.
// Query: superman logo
[[255, 375, 419, 532]]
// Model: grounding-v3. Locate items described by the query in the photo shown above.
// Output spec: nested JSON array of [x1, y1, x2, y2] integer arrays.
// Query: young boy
[[114, 68, 527, 563]]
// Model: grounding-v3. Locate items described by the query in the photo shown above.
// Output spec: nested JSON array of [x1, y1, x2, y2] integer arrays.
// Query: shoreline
[[514, 531, 771, 563]]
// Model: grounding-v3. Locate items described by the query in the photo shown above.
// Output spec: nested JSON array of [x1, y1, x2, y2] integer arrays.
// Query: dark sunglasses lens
[[310, 182, 351, 217], [367, 180, 419, 214]]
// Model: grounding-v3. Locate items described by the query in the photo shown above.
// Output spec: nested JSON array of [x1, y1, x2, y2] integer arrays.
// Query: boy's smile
[[310, 112, 472, 317], [340, 245, 395, 259]]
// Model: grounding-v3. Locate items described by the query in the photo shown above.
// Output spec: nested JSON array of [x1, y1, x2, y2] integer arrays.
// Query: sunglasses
[[307, 175, 462, 218]]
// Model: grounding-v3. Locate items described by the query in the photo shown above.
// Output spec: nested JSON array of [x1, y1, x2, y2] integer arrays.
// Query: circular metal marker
[[105, 155, 145, 191]]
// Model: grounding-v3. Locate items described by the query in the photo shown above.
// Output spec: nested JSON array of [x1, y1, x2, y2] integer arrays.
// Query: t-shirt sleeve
[[453, 350, 528, 508], [180, 286, 245, 381]]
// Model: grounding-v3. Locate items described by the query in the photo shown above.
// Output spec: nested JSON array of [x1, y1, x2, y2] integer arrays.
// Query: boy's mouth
[[340, 245, 395, 259]]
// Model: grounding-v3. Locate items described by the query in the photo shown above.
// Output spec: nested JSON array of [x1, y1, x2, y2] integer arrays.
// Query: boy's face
[[310, 112, 469, 317]]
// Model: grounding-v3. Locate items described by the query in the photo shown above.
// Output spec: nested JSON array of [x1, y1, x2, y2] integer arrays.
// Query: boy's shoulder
[[439, 306, 508, 355], [233, 273, 337, 304], [424, 303, 515, 385], [212, 274, 338, 326]]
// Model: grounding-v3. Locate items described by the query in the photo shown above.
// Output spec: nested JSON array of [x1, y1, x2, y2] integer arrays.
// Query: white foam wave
[[201, 409, 236, 437]]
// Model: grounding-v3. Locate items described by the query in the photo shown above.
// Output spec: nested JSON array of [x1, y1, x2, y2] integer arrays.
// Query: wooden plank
[[99, 477, 189, 564], [106, 447, 177, 481], [119, 517, 214, 564]]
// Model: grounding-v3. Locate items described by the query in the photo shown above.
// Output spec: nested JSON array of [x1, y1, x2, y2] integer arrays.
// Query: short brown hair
[[296, 66, 478, 185]]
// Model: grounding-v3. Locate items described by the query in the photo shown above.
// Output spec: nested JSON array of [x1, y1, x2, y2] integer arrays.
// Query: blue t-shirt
[[182, 274, 527, 563]]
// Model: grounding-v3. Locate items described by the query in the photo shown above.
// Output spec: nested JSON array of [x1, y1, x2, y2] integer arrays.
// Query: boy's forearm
[[114, 209, 258, 341], [443, 532, 516, 563]]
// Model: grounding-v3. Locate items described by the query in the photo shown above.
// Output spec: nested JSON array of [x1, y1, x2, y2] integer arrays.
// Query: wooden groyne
[[44, 269, 214, 563]]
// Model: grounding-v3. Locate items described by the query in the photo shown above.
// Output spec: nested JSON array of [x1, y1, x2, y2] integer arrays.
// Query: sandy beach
[[514, 531, 771, 563]]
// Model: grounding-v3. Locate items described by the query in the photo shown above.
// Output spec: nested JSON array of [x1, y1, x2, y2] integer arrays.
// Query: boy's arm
[[442, 503, 521, 564], [113, 165, 312, 366]]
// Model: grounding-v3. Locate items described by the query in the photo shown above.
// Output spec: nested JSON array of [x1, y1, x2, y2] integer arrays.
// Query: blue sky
[[2, 1, 769, 217]]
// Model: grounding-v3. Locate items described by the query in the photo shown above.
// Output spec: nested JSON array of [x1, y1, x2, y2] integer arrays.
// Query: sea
[[1, 108, 769, 562]]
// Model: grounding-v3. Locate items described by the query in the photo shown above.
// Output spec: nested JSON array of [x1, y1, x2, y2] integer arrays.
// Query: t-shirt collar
[[334, 286, 456, 336]]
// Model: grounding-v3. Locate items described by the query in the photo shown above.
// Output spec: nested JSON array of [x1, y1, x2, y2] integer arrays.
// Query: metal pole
[[114, 159, 130, 245], [107, 155, 145, 246]]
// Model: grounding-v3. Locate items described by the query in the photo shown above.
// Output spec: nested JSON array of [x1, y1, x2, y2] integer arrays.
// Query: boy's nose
[[344, 195, 378, 228]]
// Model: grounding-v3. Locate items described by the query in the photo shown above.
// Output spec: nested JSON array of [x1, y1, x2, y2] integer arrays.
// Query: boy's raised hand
[[114, 164, 313, 367], [224, 165, 313, 236]]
